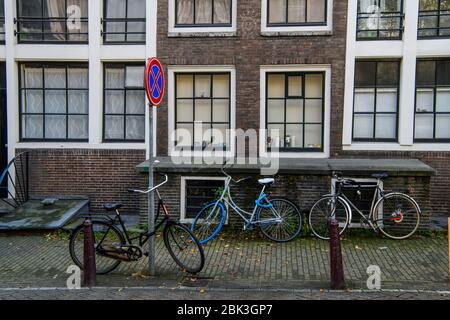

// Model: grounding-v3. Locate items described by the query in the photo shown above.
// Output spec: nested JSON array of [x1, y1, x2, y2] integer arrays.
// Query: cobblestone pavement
[[0, 287, 449, 300], [0, 231, 449, 292]]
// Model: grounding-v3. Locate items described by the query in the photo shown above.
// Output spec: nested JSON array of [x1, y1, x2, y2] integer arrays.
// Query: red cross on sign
[[144, 57, 165, 106]]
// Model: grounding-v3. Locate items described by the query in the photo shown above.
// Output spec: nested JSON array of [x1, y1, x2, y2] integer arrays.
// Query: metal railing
[[0, 151, 30, 209], [101, 18, 146, 44], [14, 17, 89, 43], [418, 10, 450, 38], [356, 12, 404, 40]]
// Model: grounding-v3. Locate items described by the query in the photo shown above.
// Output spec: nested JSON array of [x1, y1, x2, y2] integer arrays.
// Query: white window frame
[[259, 65, 331, 159], [168, 0, 237, 35], [261, 0, 333, 35], [168, 65, 236, 158], [180, 176, 228, 224], [343, 0, 450, 151]]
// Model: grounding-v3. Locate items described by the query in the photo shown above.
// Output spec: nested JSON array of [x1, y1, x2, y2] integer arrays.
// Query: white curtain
[[127, 0, 146, 41], [288, 0, 306, 23], [106, 0, 126, 41], [67, 0, 89, 41], [196, 0, 212, 24], [307, 0, 325, 22], [268, 0, 286, 24], [214, 0, 231, 24], [46, 0, 65, 40], [177, 0, 194, 24]]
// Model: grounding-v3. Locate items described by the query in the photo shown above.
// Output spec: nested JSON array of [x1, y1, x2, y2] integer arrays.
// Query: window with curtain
[[267, 0, 327, 25], [0, 0, 5, 43], [418, 0, 450, 38], [266, 72, 324, 152], [17, 0, 88, 43], [356, 0, 403, 40], [103, 0, 146, 43], [353, 60, 400, 141], [415, 59, 450, 141], [104, 64, 146, 142], [176, 0, 232, 26], [175, 73, 231, 150], [20, 63, 89, 141]]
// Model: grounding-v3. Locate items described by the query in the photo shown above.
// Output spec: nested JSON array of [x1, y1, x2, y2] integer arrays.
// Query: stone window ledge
[[136, 157, 436, 177], [261, 31, 333, 37], [168, 32, 237, 38]]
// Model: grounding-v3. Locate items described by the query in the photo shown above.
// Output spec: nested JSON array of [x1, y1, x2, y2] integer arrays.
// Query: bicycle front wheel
[[257, 198, 303, 242], [191, 202, 226, 244], [308, 195, 350, 240], [69, 220, 125, 275], [373, 193, 421, 240], [164, 222, 205, 274]]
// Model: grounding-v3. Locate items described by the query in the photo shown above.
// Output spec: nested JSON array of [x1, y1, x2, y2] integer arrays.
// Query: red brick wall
[[137, 173, 431, 230], [156, 0, 348, 156], [17, 149, 146, 213]]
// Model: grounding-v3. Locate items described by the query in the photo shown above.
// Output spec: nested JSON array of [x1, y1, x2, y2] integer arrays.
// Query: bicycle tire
[[69, 220, 125, 275], [372, 192, 421, 240], [256, 198, 303, 243], [308, 195, 351, 240], [191, 201, 227, 244], [163, 221, 205, 274]]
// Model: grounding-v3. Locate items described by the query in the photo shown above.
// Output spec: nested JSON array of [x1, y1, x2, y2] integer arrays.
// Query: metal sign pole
[[144, 57, 164, 276], [148, 104, 155, 276]]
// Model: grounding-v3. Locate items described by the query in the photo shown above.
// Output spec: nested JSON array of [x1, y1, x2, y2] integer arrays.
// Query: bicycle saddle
[[258, 178, 275, 186], [371, 172, 388, 179], [103, 203, 122, 211]]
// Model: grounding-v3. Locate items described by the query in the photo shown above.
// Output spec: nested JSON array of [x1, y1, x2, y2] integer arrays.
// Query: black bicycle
[[69, 174, 205, 275]]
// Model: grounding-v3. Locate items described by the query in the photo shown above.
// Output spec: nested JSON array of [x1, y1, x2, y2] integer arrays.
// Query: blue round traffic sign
[[145, 58, 165, 106]]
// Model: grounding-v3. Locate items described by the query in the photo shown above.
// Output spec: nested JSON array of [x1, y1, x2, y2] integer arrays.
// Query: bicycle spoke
[[164, 224, 204, 274], [258, 199, 302, 242], [375, 193, 420, 239]]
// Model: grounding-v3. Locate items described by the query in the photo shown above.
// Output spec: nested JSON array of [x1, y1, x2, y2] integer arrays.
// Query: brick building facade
[[0, 1, 447, 230]]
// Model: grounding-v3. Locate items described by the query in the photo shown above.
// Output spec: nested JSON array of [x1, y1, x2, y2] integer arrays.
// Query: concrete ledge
[[167, 32, 237, 38], [136, 157, 436, 177], [261, 31, 333, 37]]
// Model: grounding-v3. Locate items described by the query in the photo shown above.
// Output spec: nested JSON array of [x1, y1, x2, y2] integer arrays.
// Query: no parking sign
[[143, 57, 165, 276], [144, 57, 165, 106]]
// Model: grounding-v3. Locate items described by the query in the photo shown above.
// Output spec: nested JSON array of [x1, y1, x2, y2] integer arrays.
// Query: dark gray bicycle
[[308, 172, 421, 240], [69, 174, 205, 274]]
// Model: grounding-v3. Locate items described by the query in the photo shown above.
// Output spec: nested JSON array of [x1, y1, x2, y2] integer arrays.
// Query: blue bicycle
[[190, 165, 303, 244]]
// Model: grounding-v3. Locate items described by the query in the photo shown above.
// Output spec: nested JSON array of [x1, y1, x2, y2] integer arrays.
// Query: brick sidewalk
[[0, 287, 449, 300], [0, 232, 449, 291]]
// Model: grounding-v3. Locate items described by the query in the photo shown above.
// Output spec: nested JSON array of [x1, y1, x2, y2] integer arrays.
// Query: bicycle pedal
[[243, 224, 254, 231]]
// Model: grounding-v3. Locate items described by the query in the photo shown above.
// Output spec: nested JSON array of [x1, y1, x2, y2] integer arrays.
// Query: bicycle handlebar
[[221, 162, 252, 184], [128, 173, 168, 194]]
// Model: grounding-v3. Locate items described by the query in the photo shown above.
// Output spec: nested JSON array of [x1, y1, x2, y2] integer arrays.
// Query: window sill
[[343, 142, 450, 152], [260, 30, 333, 37], [15, 142, 146, 150], [168, 31, 237, 38]]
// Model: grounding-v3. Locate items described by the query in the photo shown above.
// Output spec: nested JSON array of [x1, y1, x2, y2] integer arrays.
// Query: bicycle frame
[[208, 175, 283, 227], [94, 188, 171, 253], [332, 178, 385, 229]]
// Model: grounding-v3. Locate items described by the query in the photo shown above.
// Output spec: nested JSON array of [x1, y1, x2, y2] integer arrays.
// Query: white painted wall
[[343, 0, 450, 152], [1, 0, 158, 163]]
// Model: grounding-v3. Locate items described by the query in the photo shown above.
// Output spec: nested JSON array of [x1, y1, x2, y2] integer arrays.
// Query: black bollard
[[329, 218, 345, 290], [83, 219, 96, 287]]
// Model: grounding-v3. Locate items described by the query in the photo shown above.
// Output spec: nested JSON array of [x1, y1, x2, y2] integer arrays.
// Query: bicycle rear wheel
[[308, 195, 350, 240], [257, 198, 303, 242], [164, 222, 205, 274], [373, 193, 421, 240], [69, 220, 125, 275], [191, 202, 226, 244]]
